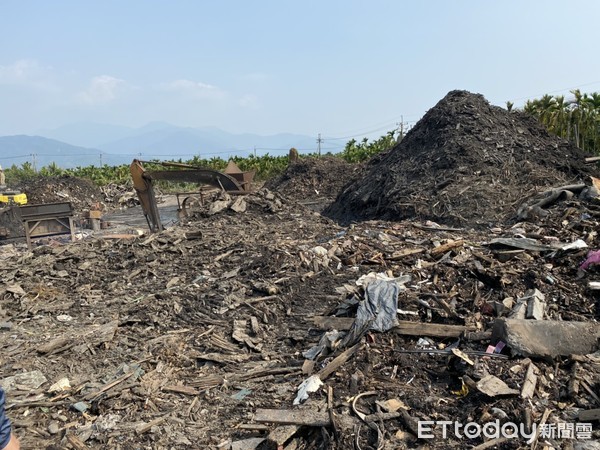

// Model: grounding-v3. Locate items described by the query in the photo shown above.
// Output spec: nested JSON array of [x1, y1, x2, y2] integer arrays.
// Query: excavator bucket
[[130, 159, 255, 233], [130, 159, 164, 232], [223, 160, 256, 192]]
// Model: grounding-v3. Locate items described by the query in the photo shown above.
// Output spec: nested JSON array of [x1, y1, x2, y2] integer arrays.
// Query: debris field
[[0, 90, 599, 450]]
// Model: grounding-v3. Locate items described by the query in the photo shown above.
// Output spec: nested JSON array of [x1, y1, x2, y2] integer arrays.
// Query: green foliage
[[340, 130, 398, 163], [5, 162, 131, 186], [523, 90, 600, 153], [187, 154, 290, 180], [3, 130, 399, 187], [39, 162, 65, 177], [66, 164, 131, 185], [5, 162, 37, 184]]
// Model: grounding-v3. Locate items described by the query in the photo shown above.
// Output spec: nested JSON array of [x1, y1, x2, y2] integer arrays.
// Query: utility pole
[[99, 152, 103, 167], [317, 133, 322, 157], [31, 153, 37, 172], [253, 146, 256, 157], [396, 116, 405, 143]]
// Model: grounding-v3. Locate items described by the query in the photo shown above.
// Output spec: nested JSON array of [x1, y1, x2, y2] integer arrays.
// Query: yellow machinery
[[0, 190, 27, 206], [0, 164, 27, 206]]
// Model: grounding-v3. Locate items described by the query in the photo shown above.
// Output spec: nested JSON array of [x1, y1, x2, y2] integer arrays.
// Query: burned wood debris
[[0, 188, 599, 449], [1, 90, 600, 449]]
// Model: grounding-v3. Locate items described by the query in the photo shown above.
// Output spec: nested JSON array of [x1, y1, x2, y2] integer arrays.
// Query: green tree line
[[521, 89, 600, 153], [4, 131, 402, 186], [5, 90, 600, 188]]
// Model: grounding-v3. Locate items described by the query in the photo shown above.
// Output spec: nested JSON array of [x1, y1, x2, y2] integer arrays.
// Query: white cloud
[[239, 94, 260, 109], [159, 79, 226, 100], [240, 72, 270, 82], [0, 59, 37, 81], [78, 75, 125, 105], [0, 59, 57, 91]]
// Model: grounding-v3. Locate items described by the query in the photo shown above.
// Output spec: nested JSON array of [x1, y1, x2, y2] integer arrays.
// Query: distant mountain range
[[0, 135, 101, 169], [0, 122, 320, 169]]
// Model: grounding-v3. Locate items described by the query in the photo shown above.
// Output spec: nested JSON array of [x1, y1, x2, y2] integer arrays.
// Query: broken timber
[[430, 239, 464, 256], [578, 409, 600, 422], [254, 408, 401, 428], [318, 343, 361, 380], [312, 316, 476, 338], [520, 360, 539, 399], [255, 409, 330, 427]]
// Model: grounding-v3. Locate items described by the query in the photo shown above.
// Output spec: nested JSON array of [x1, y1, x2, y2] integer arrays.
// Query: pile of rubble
[[325, 90, 596, 228], [0, 185, 599, 449], [18, 175, 103, 211], [100, 182, 140, 208], [1, 90, 600, 449], [2, 176, 139, 242], [265, 157, 362, 211]]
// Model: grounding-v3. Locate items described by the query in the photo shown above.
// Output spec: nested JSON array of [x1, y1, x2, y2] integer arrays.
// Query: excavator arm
[[130, 159, 254, 232]]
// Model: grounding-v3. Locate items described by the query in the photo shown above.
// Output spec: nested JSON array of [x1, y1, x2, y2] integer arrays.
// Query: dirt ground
[[0, 90, 599, 450]]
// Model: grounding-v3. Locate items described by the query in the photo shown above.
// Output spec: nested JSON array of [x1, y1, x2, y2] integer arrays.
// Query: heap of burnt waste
[[324, 90, 596, 227], [19, 175, 102, 211], [265, 156, 362, 206]]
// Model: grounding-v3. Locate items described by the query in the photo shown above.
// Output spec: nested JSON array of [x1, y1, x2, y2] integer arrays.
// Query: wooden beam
[[431, 239, 464, 256], [386, 248, 425, 260], [65, 434, 89, 450], [395, 320, 473, 337], [135, 415, 168, 434], [578, 408, 600, 422], [162, 385, 199, 396], [312, 316, 474, 338], [520, 361, 539, 399], [254, 408, 330, 427], [318, 344, 360, 380]]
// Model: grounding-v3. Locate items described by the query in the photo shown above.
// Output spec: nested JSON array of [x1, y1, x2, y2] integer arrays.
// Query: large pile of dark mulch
[[19, 175, 102, 211], [265, 156, 362, 205], [324, 90, 597, 227]]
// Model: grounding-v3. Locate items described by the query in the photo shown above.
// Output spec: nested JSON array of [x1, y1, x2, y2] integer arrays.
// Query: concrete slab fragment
[[492, 318, 600, 358]]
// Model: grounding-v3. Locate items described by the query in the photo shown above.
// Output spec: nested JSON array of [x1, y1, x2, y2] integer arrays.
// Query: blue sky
[[1, 0, 599, 142]]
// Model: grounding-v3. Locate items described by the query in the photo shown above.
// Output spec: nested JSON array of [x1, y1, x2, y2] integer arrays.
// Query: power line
[[18, 152, 98, 157], [323, 120, 417, 141], [132, 150, 252, 159], [256, 147, 314, 152], [323, 112, 421, 139], [0, 154, 30, 161], [507, 80, 600, 103], [323, 123, 398, 140], [318, 82, 600, 141]]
